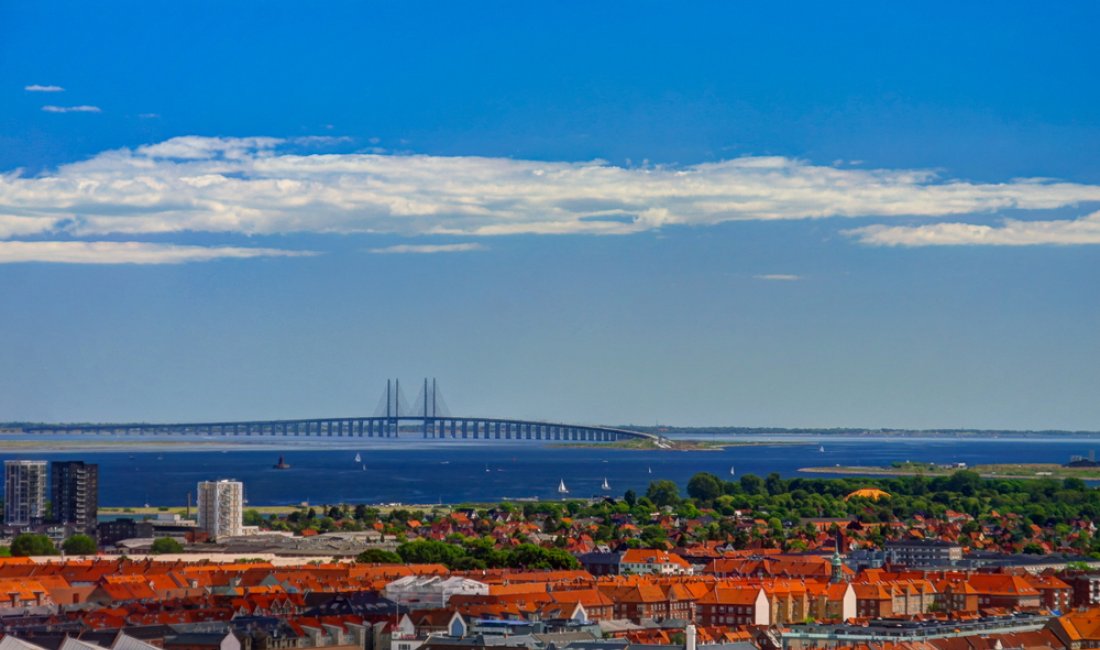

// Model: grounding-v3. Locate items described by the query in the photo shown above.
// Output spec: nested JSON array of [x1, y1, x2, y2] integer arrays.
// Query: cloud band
[[1, 136, 1098, 243]]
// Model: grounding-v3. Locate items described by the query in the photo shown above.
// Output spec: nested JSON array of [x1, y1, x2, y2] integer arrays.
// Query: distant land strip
[[800, 463, 1100, 481], [626, 426, 1100, 437]]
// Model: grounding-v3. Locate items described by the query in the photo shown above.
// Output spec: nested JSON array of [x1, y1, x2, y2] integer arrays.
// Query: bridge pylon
[[413, 378, 448, 438], [375, 378, 411, 437]]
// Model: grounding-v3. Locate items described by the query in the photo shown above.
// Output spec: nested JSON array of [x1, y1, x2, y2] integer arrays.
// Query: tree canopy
[[62, 534, 97, 555], [11, 534, 58, 557], [150, 537, 184, 554]]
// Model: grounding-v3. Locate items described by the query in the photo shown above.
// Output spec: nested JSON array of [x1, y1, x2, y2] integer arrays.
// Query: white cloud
[[2, 135, 1100, 242], [847, 211, 1100, 247], [138, 113, 160, 119], [25, 84, 64, 92], [41, 105, 101, 113], [0, 241, 315, 264], [368, 243, 487, 254], [753, 274, 802, 281], [0, 214, 62, 238]]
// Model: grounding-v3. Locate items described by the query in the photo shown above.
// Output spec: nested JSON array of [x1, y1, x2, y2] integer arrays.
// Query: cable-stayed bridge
[[20, 379, 657, 444]]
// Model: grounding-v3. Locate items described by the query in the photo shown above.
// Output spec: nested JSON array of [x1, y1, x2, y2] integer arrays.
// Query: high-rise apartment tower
[[51, 461, 99, 532], [4, 460, 48, 527], [196, 479, 243, 540]]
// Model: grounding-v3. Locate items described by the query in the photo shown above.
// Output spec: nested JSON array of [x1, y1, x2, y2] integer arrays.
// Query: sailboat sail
[[601, 478, 611, 491], [354, 452, 362, 463], [558, 479, 569, 494]]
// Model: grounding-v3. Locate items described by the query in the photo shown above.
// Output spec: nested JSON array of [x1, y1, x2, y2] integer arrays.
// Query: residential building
[[619, 549, 693, 575], [197, 479, 244, 540], [4, 460, 48, 527], [577, 551, 622, 576], [1028, 573, 1072, 612], [883, 539, 963, 567], [50, 461, 99, 532], [1066, 573, 1100, 608], [696, 586, 769, 627], [969, 573, 1043, 610]]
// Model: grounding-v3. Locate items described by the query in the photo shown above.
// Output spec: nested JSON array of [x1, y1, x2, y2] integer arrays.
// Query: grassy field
[[799, 462, 1100, 480]]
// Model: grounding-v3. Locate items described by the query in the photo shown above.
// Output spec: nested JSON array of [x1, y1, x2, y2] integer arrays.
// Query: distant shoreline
[[555, 438, 798, 451], [799, 463, 1100, 481], [636, 427, 1100, 437]]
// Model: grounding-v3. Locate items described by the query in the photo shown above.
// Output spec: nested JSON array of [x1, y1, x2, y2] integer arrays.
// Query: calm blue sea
[[1, 434, 1097, 507]]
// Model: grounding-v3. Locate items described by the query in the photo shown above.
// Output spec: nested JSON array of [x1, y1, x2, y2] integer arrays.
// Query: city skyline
[[1, 3, 1097, 430]]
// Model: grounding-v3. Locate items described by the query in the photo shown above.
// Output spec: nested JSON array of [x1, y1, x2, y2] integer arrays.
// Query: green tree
[[505, 544, 580, 570], [1064, 477, 1088, 492], [687, 473, 723, 505], [150, 537, 184, 554], [243, 509, 264, 526], [397, 539, 468, 567], [646, 480, 681, 508], [10, 534, 58, 557], [740, 474, 765, 495], [356, 548, 402, 563], [641, 525, 668, 547], [62, 534, 97, 555]]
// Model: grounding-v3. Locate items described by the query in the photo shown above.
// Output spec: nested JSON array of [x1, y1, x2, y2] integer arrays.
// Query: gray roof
[[0, 638, 50, 650], [111, 634, 160, 650], [164, 633, 230, 647]]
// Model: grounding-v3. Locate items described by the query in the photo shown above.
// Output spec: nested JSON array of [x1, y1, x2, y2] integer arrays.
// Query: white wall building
[[4, 460, 48, 527], [196, 479, 244, 540], [383, 575, 488, 609]]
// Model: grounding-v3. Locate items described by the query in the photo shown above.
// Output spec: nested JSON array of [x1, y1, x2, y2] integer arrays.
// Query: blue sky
[[1, 2, 1098, 429]]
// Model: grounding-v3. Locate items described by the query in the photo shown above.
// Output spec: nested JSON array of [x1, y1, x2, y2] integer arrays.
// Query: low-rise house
[[597, 583, 673, 621], [548, 589, 614, 621], [618, 550, 691, 576], [968, 574, 1043, 610], [577, 553, 621, 577], [805, 581, 855, 623], [695, 586, 768, 627], [1048, 608, 1100, 650]]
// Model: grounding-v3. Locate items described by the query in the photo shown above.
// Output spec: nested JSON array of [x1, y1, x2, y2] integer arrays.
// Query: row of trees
[[2, 534, 183, 556], [357, 537, 580, 570], [3, 533, 96, 556], [675, 470, 1100, 526]]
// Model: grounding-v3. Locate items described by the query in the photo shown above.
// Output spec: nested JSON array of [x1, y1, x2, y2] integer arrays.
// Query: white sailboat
[[601, 477, 611, 491], [557, 479, 569, 495], [647, 466, 652, 474], [819, 445, 825, 453], [354, 452, 362, 463], [729, 465, 735, 476]]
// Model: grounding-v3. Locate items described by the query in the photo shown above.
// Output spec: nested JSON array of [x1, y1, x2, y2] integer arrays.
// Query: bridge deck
[[20, 416, 655, 443]]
